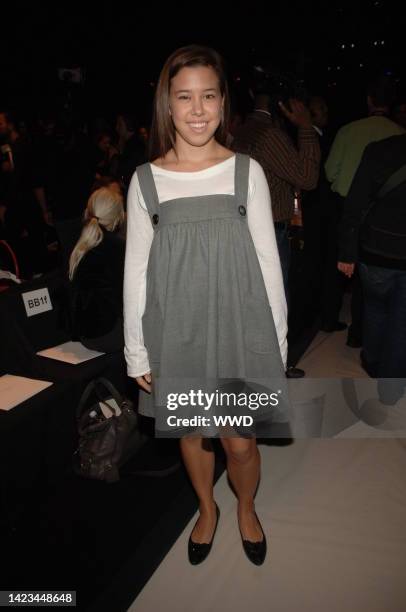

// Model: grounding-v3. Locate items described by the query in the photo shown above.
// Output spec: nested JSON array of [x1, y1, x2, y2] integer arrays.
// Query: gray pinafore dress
[[136, 153, 289, 437]]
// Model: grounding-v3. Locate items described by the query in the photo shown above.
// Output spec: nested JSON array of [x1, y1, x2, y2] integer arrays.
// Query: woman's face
[[168, 65, 224, 148]]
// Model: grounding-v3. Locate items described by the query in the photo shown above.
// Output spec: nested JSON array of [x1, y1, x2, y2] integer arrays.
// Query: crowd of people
[[230, 74, 405, 380], [0, 111, 148, 278]]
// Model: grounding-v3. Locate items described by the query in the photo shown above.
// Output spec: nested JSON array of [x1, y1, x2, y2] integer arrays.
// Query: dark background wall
[[1, 0, 403, 127]]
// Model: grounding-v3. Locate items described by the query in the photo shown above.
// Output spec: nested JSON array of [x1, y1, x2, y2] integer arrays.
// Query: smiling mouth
[[188, 122, 208, 131]]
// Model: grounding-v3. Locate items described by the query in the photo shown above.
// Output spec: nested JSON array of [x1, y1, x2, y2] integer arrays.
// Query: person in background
[[0, 110, 51, 277], [302, 95, 347, 332], [116, 113, 135, 154], [91, 174, 123, 195], [325, 75, 404, 347], [338, 134, 406, 405], [69, 186, 126, 353], [94, 131, 120, 180], [116, 114, 148, 190], [91, 175, 126, 237], [232, 82, 320, 378], [138, 125, 149, 147], [46, 122, 95, 272], [392, 96, 406, 130], [309, 96, 329, 137], [225, 109, 243, 147]]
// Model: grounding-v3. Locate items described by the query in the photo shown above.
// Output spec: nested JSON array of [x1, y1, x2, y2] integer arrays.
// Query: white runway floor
[[128, 309, 406, 612]]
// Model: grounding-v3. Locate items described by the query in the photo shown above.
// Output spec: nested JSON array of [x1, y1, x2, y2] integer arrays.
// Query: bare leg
[[180, 436, 217, 543], [220, 437, 263, 541]]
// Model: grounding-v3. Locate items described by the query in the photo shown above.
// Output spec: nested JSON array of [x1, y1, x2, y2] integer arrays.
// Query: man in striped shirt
[[232, 93, 320, 377], [232, 93, 320, 291]]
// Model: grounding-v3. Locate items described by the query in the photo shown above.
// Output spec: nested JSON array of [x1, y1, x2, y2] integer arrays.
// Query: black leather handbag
[[72, 377, 147, 483]]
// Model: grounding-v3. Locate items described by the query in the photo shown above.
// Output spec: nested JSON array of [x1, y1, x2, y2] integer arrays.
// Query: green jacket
[[325, 116, 404, 197]]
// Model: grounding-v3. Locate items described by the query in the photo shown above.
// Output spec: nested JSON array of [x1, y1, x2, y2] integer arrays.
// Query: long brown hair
[[148, 45, 231, 161]]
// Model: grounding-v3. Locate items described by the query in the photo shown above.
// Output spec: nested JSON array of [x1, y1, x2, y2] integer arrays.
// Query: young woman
[[124, 45, 288, 566], [69, 186, 125, 353]]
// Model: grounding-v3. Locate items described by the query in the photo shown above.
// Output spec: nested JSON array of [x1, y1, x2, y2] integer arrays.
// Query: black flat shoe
[[239, 511, 267, 566], [188, 503, 220, 565], [286, 366, 305, 379]]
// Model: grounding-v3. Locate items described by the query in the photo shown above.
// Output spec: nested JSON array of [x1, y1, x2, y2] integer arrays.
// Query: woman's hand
[[136, 372, 152, 393]]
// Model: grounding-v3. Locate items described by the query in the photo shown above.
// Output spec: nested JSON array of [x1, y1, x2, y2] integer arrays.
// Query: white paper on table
[[0, 375, 53, 411], [36, 341, 105, 364]]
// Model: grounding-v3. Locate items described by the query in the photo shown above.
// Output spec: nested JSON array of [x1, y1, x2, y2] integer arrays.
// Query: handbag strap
[[95, 377, 124, 407], [376, 163, 406, 200], [76, 377, 124, 420]]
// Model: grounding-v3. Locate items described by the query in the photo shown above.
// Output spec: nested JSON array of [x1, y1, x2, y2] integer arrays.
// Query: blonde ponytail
[[69, 217, 103, 280], [69, 187, 125, 280]]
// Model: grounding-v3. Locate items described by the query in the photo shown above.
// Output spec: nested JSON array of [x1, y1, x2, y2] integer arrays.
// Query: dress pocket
[[244, 294, 277, 354], [142, 299, 163, 364]]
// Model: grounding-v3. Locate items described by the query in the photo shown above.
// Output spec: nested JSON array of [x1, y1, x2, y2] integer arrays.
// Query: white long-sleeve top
[[123, 155, 288, 377]]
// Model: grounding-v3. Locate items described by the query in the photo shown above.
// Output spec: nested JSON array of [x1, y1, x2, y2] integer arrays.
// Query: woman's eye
[[177, 94, 216, 100]]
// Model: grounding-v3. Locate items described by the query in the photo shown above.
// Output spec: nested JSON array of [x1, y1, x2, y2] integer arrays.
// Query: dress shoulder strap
[[234, 153, 250, 208], [135, 163, 160, 226]]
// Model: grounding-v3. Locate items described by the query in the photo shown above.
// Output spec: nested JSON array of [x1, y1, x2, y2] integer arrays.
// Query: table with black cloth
[[0, 380, 81, 532], [0, 270, 127, 389], [0, 270, 132, 532]]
